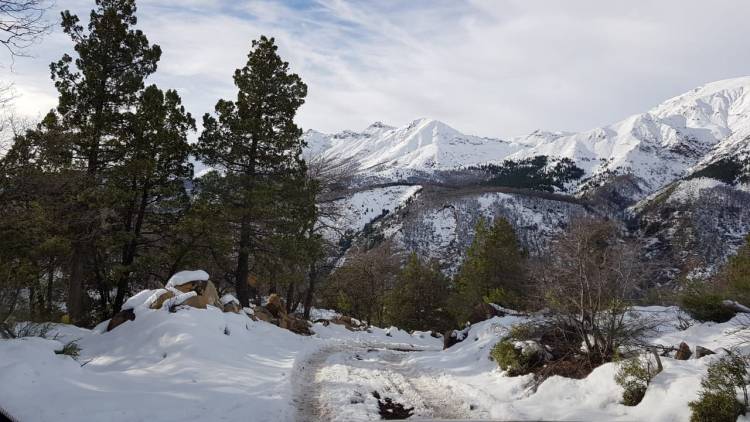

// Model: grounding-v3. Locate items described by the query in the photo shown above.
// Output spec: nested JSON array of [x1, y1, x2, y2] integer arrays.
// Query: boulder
[[329, 315, 365, 331], [674, 342, 692, 360], [223, 302, 242, 314], [443, 326, 470, 349], [444, 330, 463, 349], [149, 290, 175, 310], [695, 346, 716, 358], [265, 294, 286, 318], [107, 308, 135, 332], [180, 280, 222, 309], [280, 314, 312, 336], [252, 306, 278, 324]]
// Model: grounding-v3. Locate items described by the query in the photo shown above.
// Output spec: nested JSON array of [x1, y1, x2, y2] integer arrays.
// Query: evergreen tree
[[48, 0, 161, 323], [0, 115, 73, 325], [725, 234, 750, 304], [385, 254, 452, 332], [109, 85, 195, 312], [196, 36, 308, 307], [454, 217, 527, 315]]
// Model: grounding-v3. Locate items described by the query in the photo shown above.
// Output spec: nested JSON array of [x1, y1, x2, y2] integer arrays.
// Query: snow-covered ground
[[0, 302, 437, 422], [2, 302, 750, 421]]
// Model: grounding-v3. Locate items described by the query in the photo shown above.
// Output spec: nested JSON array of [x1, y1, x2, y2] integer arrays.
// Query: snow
[[2, 303, 750, 421], [667, 177, 727, 204], [321, 184, 421, 236], [164, 269, 209, 288], [220, 293, 239, 306], [0, 296, 438, 422], [305, 77, 750, 197], [304, 118, 531, 175]]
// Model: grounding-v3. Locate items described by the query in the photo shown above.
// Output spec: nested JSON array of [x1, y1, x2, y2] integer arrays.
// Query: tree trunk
[[285, 282, 295, 314], [67, 245, 86, 324], [46, 264, 54, 316], [303, 264, 317, 320], [113, 184, 150, 313], [235, 220, 252, 307]]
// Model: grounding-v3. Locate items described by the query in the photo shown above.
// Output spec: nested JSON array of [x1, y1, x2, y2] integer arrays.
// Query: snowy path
[[292, 343, 483, 421]]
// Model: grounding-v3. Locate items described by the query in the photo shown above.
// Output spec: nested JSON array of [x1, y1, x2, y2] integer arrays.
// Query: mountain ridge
[[305, 76, 750, 196]]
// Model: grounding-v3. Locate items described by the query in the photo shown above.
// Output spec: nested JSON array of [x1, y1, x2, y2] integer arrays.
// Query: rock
[[674, 342, 692, 360], [329, 315, 365, 331], [107, 308, 135, 332], [468, 303, 505, 324], [280, 314, 312, 336], [695, 346, 716, 358], [171, 279, 208, 294], [252, 306, 278, 324], [181, 280, 222, 309], [265, 294, 286, 318], [313, 319, 331, 326], [149, 290, 175, 310], [443, 327, 470, 349], [444, 330, 462, 349], [223, 302, 241, 314]]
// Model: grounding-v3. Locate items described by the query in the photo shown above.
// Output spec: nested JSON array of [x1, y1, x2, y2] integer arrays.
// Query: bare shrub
[[533, 217, 654, 366]]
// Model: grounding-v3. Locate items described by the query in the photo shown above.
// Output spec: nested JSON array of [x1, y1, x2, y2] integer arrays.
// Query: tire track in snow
[[292, 343, 479, 421]]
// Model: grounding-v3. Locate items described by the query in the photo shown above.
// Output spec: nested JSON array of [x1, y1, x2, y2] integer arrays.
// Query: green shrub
[[614, 354, 661, 406], [55, 341, 81, 358], [491, 339, 526, 375], [679, 286, 735, 323], [689, 352, 748, 422], [689, 392, 745, 422], [490, 337, 545, 376]]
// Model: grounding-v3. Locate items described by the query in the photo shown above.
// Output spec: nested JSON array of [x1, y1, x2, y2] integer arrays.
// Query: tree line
[[0, 0, 324, 327]]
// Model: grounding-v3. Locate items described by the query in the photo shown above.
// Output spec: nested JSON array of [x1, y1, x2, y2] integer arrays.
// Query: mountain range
[[306, 76, 750, 196], [305, 76, 750, 283]]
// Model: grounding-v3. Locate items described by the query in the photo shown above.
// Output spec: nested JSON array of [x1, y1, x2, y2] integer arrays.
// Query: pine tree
[[0, 115, 73, 325], [454, 217, 527, 314], [196, 36, 308, 307], [109, 85, 195, 312], [385, 254, 452, 333], [49, 0, 161, 323]]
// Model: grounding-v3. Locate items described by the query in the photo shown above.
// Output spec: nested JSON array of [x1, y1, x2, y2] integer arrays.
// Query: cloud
[[1, 0, 749, 139]]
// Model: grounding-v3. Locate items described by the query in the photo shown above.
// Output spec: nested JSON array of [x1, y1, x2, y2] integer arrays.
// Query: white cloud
[[1, 0, 749, 139]]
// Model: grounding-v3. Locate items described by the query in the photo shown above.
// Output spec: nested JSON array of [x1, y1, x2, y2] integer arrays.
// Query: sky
[[2, 0, 750, 139]]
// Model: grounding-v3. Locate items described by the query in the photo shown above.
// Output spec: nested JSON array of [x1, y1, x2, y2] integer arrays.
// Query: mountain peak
[[366, 121, 394, 130]]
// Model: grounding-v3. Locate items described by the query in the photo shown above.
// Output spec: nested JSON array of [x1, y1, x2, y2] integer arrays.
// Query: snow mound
[[165, 269, 209, 288]]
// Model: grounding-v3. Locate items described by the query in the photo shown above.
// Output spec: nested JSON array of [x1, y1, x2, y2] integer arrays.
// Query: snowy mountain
[[306, 77, 750, 196], [304, 118, 530, 174], [311, 77, 750, 280]]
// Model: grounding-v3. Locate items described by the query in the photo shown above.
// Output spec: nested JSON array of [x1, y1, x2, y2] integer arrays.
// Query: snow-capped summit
[[305, 76, 750, 194], [303, 117, 529, 172], [508, 76, 750, 192]]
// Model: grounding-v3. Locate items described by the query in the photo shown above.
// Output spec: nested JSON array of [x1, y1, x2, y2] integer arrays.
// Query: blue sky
[[3, 0, 750, 138]]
